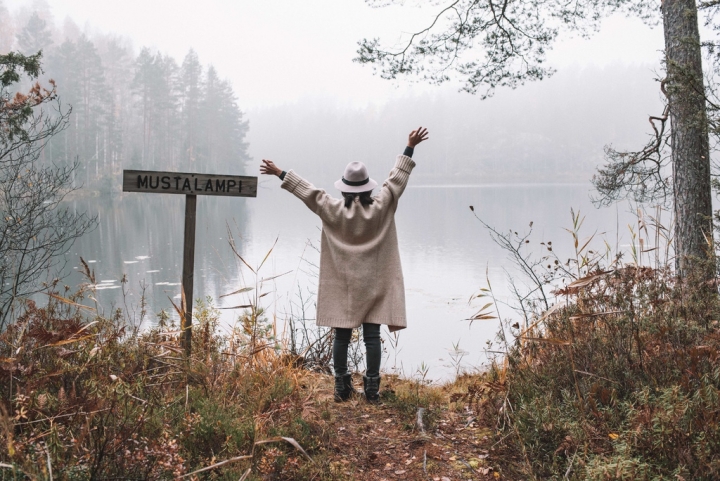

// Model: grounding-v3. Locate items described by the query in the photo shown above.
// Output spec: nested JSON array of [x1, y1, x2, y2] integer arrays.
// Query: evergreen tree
[[153, 53, 180, 169], [16, 12, 52, 56], [200, 66, 249, 170], [132, 47, 157, 166], [179, 49, 202, 166], [200, 65, 222, 166], [46, 39, 79, 168], [75, 35, 108, 182], [100, 37, 133, 182], [47, 36, 108, 183], [131, 49, 181, 169]]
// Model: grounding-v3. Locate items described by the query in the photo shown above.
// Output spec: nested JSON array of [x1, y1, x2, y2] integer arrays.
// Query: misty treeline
[[250, 63, 662, 186], [0, 2, 249, 191]]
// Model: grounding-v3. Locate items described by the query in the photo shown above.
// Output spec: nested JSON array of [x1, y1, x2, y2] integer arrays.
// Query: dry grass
[[0, 282, 346, 480], [0, 277, 522, 480], [467, 265, 720, 479]]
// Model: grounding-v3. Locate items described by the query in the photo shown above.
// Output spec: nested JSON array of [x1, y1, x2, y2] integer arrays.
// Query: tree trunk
[[662, 0, 714, 277]]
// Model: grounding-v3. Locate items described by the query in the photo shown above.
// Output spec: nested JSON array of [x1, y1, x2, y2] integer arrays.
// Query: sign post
[[123, 169, 258, 356]]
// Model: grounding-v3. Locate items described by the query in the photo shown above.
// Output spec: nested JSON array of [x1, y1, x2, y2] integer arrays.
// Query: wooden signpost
[[123, 169, 258, 356]]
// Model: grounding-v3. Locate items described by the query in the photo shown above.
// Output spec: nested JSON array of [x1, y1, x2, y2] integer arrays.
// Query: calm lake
[[62, 182, 641, 381]]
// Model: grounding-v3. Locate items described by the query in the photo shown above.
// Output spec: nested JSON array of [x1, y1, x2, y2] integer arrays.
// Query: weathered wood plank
[[123, 170, 257, 197], [180, 194, 197, 356]]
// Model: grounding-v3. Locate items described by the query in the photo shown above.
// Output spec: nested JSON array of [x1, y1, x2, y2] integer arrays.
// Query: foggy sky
[[3, 0, 664, 109]]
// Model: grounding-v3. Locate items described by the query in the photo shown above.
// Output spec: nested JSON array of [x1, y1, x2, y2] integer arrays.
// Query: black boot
[[363, 375, 381, 404], [334, 373, 357, 402]]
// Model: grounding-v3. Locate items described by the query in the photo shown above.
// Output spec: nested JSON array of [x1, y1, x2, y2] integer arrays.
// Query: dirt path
[[306, 373, 507, 480]]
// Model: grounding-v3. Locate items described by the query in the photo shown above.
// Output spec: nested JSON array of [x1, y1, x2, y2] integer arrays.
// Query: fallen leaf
[[395, 470, 406, 475], [609, 433, 619, 440], [384, 418, 392, 423]]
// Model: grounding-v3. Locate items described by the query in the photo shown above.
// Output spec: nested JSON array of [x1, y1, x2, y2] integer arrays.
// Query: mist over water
[[63, 180, 640, 381]]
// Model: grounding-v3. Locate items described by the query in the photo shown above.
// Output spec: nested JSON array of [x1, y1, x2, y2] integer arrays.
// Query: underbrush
[[473, 266, 720, 479], [0, 287, 344, 480]]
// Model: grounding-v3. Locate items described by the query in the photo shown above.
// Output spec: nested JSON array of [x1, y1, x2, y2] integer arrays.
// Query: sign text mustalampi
[[123, 170, 258, 197]]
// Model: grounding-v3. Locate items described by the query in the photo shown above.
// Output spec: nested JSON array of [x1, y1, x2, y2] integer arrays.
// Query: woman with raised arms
[[260, 127, 429, 403]]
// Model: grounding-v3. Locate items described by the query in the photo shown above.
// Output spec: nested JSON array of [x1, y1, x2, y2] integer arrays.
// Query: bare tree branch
[[591, 78, 672, 206], [1, 52, 97, 328]]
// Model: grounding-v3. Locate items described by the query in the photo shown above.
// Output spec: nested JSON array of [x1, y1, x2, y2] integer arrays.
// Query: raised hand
[[408, 127, 429, 148], [260, 159, 283, 177]]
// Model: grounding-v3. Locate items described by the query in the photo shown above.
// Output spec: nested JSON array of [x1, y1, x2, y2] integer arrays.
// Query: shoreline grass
[[4, 226, 720, 479]]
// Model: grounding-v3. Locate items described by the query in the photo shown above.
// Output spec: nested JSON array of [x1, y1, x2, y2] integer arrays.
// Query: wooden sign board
[[123, 170, 257, 197], [122, 168, 258, 356]]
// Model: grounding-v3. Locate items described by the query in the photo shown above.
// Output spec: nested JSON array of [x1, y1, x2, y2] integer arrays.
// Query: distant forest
[[0, 2, 250, 192]]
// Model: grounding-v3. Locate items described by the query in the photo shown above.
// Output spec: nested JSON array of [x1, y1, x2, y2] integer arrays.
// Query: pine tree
[[47, 36, 108, 184], [100, 37, 133, 182], [74, 35, 108, 183], [132, 47, 157, 166], [179, 49, 202, 166], [153, 53, 180, 169], [16, 12, 52, 56], [46, 39, 79, 169], [200, 66, 248, 170]]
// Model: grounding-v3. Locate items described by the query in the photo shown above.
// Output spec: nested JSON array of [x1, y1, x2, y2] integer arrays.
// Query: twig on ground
[[416, 407, 426, 434]]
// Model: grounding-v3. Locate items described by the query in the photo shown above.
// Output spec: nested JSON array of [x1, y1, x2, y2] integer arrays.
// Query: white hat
[[334, 161, 378, 193]]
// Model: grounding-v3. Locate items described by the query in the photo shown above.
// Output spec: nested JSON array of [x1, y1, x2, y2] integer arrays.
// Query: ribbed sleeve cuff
[[280, 170, 314, 200], [396, 155, 416, 174], [281, 169, 302, 193]]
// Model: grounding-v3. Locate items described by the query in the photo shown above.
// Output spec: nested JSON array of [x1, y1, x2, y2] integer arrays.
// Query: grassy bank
[[466, 266, 720, 479]]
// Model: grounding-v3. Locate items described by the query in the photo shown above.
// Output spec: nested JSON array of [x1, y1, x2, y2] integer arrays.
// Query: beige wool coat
[[281, 155, 416, 332]]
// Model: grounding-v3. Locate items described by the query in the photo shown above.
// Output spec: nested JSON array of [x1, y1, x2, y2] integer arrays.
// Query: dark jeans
[[333, 323, 381, 378]]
